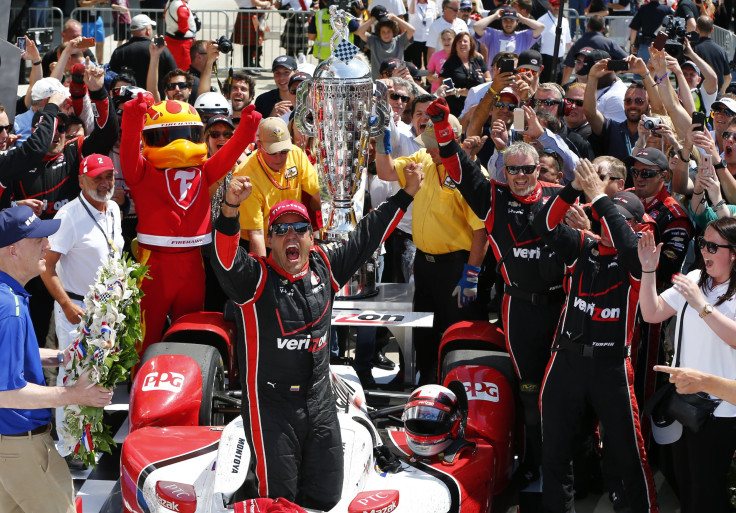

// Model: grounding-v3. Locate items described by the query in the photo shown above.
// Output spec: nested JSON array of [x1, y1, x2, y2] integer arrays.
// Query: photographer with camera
[[187, 38, 229, 102], [109, 14, 177, 92], [628, 0, 674, 63]]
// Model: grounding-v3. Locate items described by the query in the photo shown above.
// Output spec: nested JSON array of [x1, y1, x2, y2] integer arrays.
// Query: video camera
[[662, 16, 699, 60]]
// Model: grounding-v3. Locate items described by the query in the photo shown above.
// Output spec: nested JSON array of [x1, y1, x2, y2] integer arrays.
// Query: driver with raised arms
[[209, 165, 424, 509]]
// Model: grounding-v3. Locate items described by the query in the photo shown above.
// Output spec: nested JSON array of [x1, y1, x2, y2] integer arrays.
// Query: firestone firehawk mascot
[[120, 94, 261, 357]]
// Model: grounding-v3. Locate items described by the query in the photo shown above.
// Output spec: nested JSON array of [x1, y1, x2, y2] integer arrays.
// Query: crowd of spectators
[[5, 0, 736, 511]]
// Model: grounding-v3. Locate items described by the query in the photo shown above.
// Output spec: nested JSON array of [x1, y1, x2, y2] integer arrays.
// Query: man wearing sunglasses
[[585, 78, 653, 164], [428, 97, 566, 487], [232, 117, 321, 257], [563, 83, 591, 138], [210, 166, 422, 510], [628, 148, 693, 285]]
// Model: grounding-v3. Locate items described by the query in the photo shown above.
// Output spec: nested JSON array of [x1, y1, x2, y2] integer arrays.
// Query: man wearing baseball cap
[[472, 6, 544, 59], [232, 117, 321, 257], [628, 148, 693, 284], [40, 154, 123, 463], [210, 166, 423, 510], [254, 56, 298, 119], [0, 205, 113, 512]]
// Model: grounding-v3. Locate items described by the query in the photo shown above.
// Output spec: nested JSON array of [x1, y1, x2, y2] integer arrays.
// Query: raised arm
[[146, 41, 166, 103], [198, 41, 220, 96], [637, 230, 677, 323], [583, 60, 606, 135]]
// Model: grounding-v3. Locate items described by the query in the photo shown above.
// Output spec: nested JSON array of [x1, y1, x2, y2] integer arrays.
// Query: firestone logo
[[463, 381, 499, 402], [142, 372, 185, 393]]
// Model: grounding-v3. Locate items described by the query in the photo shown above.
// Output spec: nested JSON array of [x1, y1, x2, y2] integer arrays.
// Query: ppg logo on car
[[141, 372, 185, 393], [464, 381, 499, 402]]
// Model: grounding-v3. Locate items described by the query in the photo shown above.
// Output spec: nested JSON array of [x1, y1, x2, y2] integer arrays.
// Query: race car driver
[[120, 94, 260, 358], [209, 165, 423, 510], [535, 159, 658, 513], [427, 97, 566, 486]]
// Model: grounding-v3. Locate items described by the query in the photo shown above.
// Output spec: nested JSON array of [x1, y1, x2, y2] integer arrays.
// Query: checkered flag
[[333, 39, 359, 63]]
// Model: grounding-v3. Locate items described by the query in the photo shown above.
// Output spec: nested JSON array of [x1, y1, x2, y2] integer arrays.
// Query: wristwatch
[[700, 303, 714, 318]]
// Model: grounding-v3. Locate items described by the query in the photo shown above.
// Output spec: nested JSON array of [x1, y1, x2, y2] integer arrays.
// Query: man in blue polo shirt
[[0, 205, 113, 513]]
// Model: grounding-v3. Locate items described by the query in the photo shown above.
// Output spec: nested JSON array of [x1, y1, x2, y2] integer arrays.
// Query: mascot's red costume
[[121, 94, 261, 357]]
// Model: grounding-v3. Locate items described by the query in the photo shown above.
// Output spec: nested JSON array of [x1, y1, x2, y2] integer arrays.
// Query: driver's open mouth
[[286, 244, 300, 261]]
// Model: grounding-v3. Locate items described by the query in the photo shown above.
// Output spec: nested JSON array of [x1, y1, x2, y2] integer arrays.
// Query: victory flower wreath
[[60, 255, 148, 467]]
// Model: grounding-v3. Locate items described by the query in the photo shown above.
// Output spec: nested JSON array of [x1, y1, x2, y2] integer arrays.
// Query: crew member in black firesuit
[[427, 96, 566, 486], [0, 62, 118, 347], [209, 166, 423, 510], [535, 158, 658, 513]]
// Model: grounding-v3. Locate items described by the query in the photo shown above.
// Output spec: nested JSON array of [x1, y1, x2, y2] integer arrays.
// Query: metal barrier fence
[[713, 25, 736, 62], [9, 6, 65, 50]]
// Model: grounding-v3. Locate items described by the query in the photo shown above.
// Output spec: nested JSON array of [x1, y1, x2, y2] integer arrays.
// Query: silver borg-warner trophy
[[295, 6, 390, 298]]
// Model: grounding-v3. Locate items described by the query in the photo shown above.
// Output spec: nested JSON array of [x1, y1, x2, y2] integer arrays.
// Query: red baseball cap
[[80, 154, 115, 178], [268, 200, 310, 229]]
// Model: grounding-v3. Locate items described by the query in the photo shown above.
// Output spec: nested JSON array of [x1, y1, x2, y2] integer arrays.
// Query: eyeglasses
[[165, 81, 192, 91], [696, 236, 732, 254], [269, 222, 311, 236], [531, 98, 561, 107], [624, 97, 647, 105], [565, 98, 584, 107], [712, 106, 736, 117], [209, 130, 233, 139], [494, 101, 518, 111], [461, 7, 473, 11], [265, 149, 290, 156], [506, 165, 537, 175], [517, 67, 537, 76], [390, 93, 411, 103], [722, 131, 736, 140], [446, 6, 459, 11], [667, 149, 679, 159], [630, 167, 662, 179], [0, 125, 11, 133]]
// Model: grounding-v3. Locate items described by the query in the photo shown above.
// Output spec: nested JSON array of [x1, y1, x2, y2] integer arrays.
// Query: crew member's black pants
[[541, 351, 657, 513], [671, 415, 736, 513]]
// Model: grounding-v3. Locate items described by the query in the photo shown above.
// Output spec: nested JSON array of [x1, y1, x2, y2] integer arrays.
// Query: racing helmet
[[194, 92, 233, 123], [403, 385, 462, 457], [142, 100, 207, 169]]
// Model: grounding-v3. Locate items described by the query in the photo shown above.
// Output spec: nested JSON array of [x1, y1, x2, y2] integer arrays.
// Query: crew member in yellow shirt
[[376, 115, 489, 384], [233, 117, 321, 256]]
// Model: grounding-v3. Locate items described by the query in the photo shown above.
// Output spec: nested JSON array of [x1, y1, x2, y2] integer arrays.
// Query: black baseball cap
[[612, 191, 645, 222], [501, 7, 518, 18], [406, 62, 429, 79], [517, 50, 543, 72], [576, 49, 610, 76], [626, 148, 670, 170], [288, 72, 312, 89], [370, 4, 389, 19], [272, 55, 298, 71]]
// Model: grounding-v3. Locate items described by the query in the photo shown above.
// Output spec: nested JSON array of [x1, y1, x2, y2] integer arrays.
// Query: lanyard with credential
[[79, 196, 118, 259]]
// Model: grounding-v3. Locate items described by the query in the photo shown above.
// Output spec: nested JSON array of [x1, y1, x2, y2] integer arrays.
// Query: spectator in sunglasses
[[231, 117, 321, 257], [563, 83, 591, 138], [163, 69, 194, 103], [0, 104, 16, 151], [627, 148, 693, 284]]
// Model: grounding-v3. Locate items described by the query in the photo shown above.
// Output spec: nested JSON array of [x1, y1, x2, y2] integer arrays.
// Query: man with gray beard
[[40, 154, 124, 463]]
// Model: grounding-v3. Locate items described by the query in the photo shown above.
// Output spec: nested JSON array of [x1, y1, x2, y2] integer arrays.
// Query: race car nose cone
[[156, 481, 197, 513], [348, 489, 400, 513]]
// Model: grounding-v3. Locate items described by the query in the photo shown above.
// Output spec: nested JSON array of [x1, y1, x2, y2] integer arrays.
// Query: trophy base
[[338, 258, 379, 299]]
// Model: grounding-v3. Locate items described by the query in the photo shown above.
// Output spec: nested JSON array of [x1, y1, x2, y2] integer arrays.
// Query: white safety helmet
[[403, 384, 462, 457], [194, 92, 233, 122]]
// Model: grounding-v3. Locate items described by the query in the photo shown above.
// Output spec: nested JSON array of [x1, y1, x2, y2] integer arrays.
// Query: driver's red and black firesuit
[[535, 185, 658, 512], [209, 190, 411, 510], [0, 89, 117, 346], [120, 97, 260, 358], [438, 141, 565, 477]]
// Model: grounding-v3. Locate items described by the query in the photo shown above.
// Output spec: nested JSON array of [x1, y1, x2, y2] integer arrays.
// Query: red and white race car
[[120, 315, 519, 513]]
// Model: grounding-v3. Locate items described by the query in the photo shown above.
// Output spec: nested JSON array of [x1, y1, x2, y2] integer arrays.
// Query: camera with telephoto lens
[[662, 16, 699, 59], [642, 116, 663, 130], [215, 35, 233, 54]]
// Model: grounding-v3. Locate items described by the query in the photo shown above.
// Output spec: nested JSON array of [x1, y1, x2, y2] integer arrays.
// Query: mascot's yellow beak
[[143, 139, 207, 169]]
